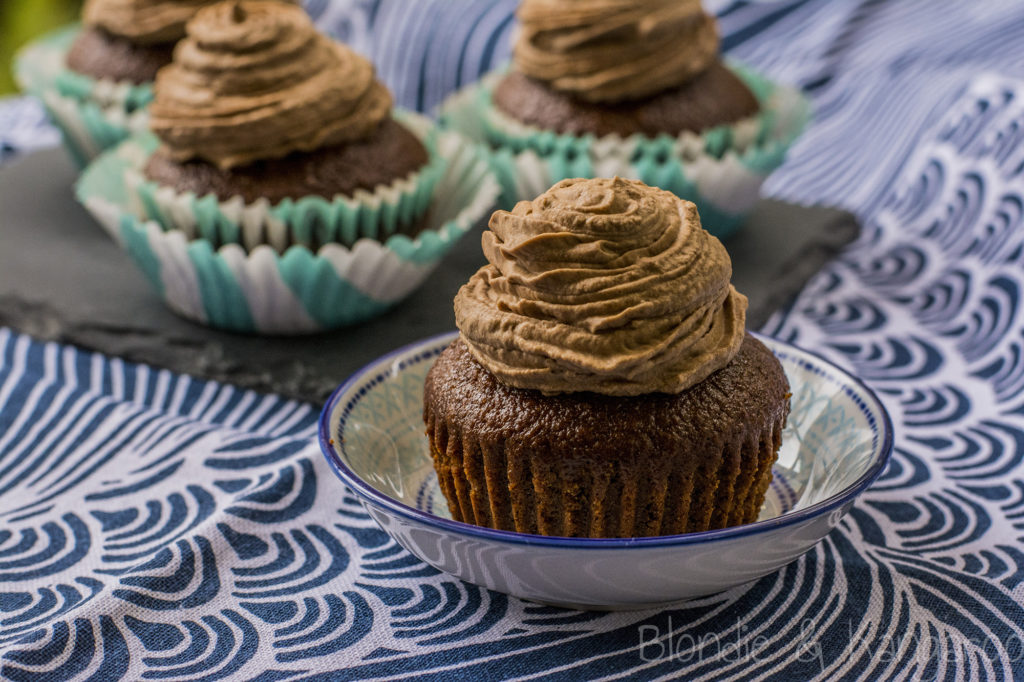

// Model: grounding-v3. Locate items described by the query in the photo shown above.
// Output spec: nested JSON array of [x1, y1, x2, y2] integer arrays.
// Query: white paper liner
[[77, 116, 501, 334], [121, 110, 447, 253]]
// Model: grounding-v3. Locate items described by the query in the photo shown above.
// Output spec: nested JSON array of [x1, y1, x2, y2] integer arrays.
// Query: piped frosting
[[514, 0, 719, 103], [148, 1, 392, 169], [455, 177, 747, 396], [82, 0, 257, 45]]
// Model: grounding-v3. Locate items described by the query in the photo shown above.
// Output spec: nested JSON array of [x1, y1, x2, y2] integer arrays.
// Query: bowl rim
[[318, 330, 893, 549]]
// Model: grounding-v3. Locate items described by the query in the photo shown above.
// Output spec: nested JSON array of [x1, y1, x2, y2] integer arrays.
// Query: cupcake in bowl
[[13, 0, 278, 165], [423, 177, 791, 538], [76, 0, 498, 334], [440, 0, 809, 239]]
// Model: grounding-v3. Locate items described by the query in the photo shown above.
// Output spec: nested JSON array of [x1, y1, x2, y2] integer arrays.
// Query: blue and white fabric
[[4, 0, 1024, 678], [0, 96, 60, 164]]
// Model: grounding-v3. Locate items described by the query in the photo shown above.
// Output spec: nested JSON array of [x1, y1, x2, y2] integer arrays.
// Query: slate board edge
[[0, 149, 860, 404]]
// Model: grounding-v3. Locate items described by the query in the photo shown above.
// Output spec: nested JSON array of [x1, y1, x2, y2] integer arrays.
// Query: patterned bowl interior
[[325, 332, 891, 540]]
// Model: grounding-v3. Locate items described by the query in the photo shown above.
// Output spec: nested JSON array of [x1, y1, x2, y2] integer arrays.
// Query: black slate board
[[0, 149, 858, 404]]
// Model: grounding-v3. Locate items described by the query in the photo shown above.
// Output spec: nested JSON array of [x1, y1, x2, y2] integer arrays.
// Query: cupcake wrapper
[[14, 25, 153, 167], [75, 113, 500, 334], [440, 62, 809, 239], [121, 112, 448, 253], [426, 402, 786, 537]]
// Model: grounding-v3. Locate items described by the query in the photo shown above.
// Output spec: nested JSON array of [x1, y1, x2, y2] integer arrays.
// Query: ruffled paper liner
[[440, 62, 809, 239], [14, 25, 154, 167], [424, 395, 786, 537], [120, 113, 448, 253], [75, 114, 500, 334]]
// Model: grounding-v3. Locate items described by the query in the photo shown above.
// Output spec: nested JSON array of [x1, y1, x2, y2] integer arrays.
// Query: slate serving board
[[0, 149, 858, 403]]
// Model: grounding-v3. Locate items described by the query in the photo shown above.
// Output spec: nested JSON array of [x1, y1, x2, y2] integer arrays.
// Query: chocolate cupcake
[[497, 0, 757, 137], [440, 0, 809, 237], [75, 1, 499, 334], [15, 0, 274, 164], [124, 0, 446, 251], [423, 177, 790, 538], [68, 0, 223, 84]]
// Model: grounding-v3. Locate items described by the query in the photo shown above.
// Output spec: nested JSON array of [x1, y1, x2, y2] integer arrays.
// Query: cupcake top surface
[[454, 177, 748, 397], [82, 0, 241, 45], [148, 1, 392, 170], [514, 0, 720, 103]]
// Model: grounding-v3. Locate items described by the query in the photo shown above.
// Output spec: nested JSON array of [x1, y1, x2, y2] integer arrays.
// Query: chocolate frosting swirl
[[148, 1, 392, 169], [455, 178, 748, 396], [82, 0, 239, 45], [514, 0, 719, 103]]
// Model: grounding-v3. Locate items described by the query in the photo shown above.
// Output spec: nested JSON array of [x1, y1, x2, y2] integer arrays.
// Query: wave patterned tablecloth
[[3, 0, 1024, 679]]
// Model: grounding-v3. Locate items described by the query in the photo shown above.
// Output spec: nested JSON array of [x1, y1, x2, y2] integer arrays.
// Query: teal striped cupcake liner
[[121, 113, 448, 253], [440, 62, 809, 239], [14, 25, 154, 168], [75, 113, 500, 334]]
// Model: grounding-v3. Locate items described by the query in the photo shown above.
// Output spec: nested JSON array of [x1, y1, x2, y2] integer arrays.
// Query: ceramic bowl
[[319, 332, 893, 610]]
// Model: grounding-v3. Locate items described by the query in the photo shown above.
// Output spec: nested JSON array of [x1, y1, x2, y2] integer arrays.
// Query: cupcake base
[[439, 62, 810, 237], [492, 60, 760, 138], [65, 27, 175, 85], [143, 118, 431, 205], [423, 334, 790, 538], [75, 110, 501, 334], [14, 26, 155, 166]]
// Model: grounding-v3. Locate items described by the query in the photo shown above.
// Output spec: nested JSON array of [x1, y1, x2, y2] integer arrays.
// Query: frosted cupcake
[[423, 178, 791, 538], [76, 1, 498, 334], [68, 0, 220, 83], [137, 0, 443, 242], [14, 0, 267, 165], [441, 0, 808, 238]]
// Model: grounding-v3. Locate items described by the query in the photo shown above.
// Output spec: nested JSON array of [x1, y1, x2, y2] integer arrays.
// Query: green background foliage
[[1, 0, 81, 94]]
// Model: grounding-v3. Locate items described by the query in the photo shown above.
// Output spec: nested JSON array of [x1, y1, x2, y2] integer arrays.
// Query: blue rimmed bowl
[[319, 332, 892, 610]]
